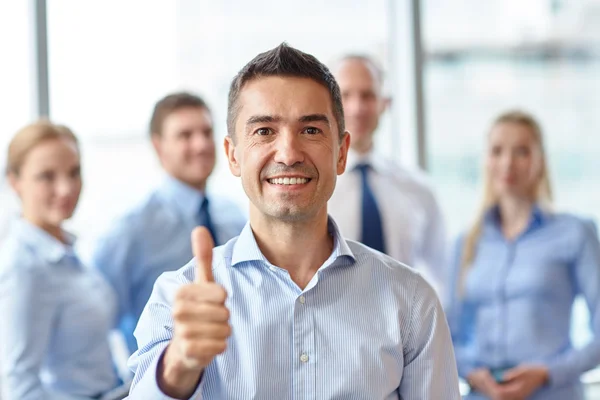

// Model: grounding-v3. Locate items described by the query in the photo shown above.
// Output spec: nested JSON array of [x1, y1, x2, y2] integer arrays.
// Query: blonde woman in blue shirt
[[446, 110, 600, 399], [0, 121, 119, 399]]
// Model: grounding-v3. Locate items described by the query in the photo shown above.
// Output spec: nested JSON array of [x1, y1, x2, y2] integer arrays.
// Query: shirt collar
[[13, 218, 76, 264], [159, 175, 206, 218], [345, 148, 386, 174], [484, 203, 548, 232], [231, 217, 356, 269]]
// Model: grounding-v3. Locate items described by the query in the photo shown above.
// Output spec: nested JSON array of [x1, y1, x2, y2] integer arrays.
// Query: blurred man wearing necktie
[[328, 55, 447, 295], [91, 92, 246, 355]]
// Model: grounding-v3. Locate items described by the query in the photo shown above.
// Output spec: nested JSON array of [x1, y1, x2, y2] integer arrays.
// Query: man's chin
[[178, 175, 210, 189]]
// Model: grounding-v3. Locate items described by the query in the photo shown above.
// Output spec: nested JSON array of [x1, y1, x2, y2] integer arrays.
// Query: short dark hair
[[149, 92, 210, 137], [227, 43, 345, 141]]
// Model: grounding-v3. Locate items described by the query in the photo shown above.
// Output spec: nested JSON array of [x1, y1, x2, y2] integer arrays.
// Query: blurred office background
[[1, 0, 600, 397]]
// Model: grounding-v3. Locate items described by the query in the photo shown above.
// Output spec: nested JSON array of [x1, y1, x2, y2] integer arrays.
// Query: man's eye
[[304, 127, 320, 135], [256, 128, 272, 136]]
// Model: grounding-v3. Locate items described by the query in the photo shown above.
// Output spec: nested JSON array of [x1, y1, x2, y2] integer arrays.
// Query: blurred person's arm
[[443, 235, 479, 379], [418, 188, 448, 296], [91, 218, 138, 347], [0, 266, 64, 400], [127, 267, 205, 399], [544, 219, 600, 388]]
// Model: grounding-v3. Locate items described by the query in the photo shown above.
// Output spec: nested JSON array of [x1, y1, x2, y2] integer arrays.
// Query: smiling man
[[126, 44, 460, 399], [91, 92, 246, 354]]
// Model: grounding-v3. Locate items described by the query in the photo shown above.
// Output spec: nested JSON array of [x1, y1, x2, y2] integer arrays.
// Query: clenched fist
[[158, 227, 231, 399]]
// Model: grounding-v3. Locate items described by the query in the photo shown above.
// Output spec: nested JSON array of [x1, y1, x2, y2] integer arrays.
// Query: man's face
[[152, 106, 216, 190], [225, 76, 350, 222], [335, 59, 387, 153]]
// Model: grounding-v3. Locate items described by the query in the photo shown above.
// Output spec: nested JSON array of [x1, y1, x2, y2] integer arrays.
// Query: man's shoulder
[[342, 238, 441, 318], [208, 193, 247, 221], [345, 239, 432, 289], [380, 158, 434, 192], [104, 189, 173, 235]]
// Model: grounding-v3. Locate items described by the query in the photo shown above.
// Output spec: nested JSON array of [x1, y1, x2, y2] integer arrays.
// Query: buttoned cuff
[[128, 347, 204, 400]]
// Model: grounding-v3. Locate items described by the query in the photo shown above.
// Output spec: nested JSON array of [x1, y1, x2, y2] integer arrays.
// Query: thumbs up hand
[[159, 227, 231, 398]]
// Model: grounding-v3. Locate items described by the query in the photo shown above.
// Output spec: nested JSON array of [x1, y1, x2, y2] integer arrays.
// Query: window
[[424, 0, 600, 235], [423, 0, 600, 352], [0, 1, 37, 243]]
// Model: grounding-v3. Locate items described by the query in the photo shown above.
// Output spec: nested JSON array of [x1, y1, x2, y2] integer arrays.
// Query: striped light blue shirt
[[446, 206, 600, 400], [0, 219, 118, 400], [91, 176, 246, 353], [127, 218, 460, 399]]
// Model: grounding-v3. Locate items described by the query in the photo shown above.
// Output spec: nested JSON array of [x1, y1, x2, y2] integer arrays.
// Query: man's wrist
[[157, 344, 204, 399]]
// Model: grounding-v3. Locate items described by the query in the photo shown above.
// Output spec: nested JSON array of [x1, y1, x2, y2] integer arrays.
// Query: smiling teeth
[[268, 177, 309, 185]]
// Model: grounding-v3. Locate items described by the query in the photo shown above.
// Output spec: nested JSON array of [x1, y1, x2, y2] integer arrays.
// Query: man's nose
[[272, 131, 304, 166]]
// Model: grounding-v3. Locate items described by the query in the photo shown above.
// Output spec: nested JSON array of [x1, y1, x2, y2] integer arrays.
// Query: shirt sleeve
[[127, 266, 204, 400], [546, 219, 600, 387], [398, 274, 461, 399], [91, 218, 137, 335], [417, 188, 448, 297], [0, 265, 65, 400], [442, 235, 479, 379]]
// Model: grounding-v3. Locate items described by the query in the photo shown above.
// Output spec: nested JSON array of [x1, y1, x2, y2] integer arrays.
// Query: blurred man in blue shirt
[[127, 44, 460, 400], [92, 93, 246, 354]]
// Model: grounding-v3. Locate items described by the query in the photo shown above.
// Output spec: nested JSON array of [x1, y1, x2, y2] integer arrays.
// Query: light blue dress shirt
[[0, 219, 118, 400], [91, 176, 246, 353], [126, 218, 460, 399], [446, 206, 600, 400]]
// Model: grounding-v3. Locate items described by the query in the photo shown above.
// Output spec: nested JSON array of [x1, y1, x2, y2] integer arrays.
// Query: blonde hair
[[6, 120, 79, 176], [460, 110, 553, 285]]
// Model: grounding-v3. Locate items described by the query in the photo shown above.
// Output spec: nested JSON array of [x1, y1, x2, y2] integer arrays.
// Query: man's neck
[[168, 173, 206, 193], [249, 208, 333, 290], [351, 140, 374, 156]]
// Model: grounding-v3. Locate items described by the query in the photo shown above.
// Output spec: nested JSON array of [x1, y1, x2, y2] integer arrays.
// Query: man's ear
[[224, 135, 241, 177], [336, 131, 351, 175], [151, 134, 162, 158], [7, 172, 20, 197], [380, 96, 392, 115]]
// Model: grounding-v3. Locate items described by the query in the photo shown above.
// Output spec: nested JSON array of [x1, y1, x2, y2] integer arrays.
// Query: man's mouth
[[266, 177, 311, 185]]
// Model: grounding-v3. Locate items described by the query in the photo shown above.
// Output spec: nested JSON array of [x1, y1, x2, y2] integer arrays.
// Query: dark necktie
[[198, 197, 219, 246], [355, 163, 386, 253]]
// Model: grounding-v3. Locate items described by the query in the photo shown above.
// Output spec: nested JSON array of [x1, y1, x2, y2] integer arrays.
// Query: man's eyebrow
[[246, 115, 282, 125], [298, 114, 330, 126]]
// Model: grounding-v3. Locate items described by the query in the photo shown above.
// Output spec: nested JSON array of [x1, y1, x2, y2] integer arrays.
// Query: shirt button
[[299, 296, 305, 304], [300, 353, 309, 363], [269, 266, 277, 272]]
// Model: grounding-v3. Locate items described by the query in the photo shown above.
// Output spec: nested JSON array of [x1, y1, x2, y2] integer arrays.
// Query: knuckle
[[172, 303, 186, 319], [198, 303, 211, 315], [179, 326, 195, 339], [222, 307, 231, 320], [216, 286, 228, 301], [176, 285, 193, 299], [216, 341, 228, 354], [197, 342, 212, 355]]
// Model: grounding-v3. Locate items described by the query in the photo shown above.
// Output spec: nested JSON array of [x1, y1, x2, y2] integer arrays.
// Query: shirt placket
[[292, 290, 316, 400], [497, 240, 517, 367]]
